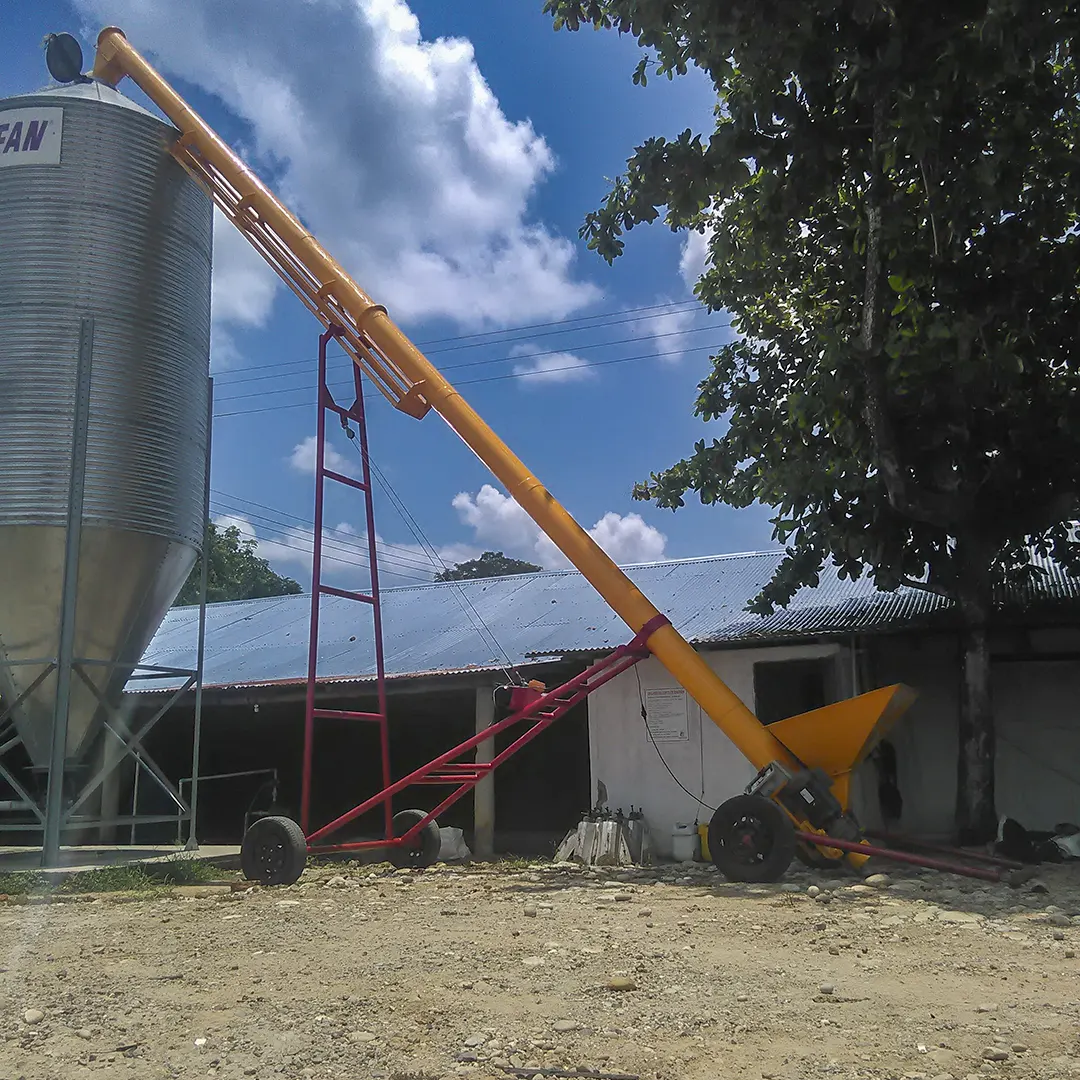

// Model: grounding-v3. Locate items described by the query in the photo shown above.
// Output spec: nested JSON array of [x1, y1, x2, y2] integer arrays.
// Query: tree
[[546, 0, 1080, 842], [175, 523, 303, 606], [434, 551, 544, 581]]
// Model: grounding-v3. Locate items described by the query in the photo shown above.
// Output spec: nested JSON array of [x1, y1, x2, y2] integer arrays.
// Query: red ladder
[[300, 326, 392, 841]]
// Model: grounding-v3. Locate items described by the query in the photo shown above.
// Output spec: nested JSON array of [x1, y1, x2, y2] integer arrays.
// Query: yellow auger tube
[[92, 28, 883, 862]]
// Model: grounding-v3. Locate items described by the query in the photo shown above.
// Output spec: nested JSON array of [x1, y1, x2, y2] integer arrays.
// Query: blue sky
[[5, 0, 777, 589]]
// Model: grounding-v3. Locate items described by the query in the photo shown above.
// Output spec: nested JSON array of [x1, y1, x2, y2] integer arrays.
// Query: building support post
[[96, 735, 124, 845], [474, 683, 495, 858]]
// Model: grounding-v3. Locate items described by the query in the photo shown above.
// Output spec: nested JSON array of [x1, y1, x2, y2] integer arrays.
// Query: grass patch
[[488, 855, 545, 872], [0, 857, 227, 897], [0, 864, 156, 896], [0, 870, 51, 895], [65, 864, 156, 892], [150, 855, 225, 886]]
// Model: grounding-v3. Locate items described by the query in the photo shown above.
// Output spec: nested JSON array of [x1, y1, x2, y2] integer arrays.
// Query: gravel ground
[[0, 857, 1078, 1080]]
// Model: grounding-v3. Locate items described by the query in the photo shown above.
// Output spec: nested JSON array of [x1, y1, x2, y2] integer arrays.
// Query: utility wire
[[210, 501, 436, 585], [635, 667, 716, 815], [212, 298, 706, 379], [415, 297, 702, 350], [350, 438, 523, 686], [212, 489, 449, 575], [213, 319, 724, 397], [459, 341, 723, 385], [209, 500, 437, 585], [213, 339, 728, 419]]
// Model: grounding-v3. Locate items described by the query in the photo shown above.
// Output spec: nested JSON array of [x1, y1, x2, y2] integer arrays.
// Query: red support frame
[[305, 633, 653, 854], [301, 326, 664, 858]]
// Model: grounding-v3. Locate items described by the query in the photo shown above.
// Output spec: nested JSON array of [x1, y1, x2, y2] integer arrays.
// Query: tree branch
[[919, 158, 940, 257], [855, 91, 969, 530]]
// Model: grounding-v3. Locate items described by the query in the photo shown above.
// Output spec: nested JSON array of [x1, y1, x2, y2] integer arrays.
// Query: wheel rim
[[724, 812, 776, 868], [399, 843, 423, 867], [255, 835, 287, 878], [392, 834, 428, 867]]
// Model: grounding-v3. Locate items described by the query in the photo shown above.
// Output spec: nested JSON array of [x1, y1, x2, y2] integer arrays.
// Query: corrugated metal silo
[[0, 78, 213, 773]]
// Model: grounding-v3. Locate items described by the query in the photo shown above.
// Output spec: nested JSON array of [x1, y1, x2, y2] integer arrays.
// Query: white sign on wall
[[0, 108, 64, 168], [644, 687, 689, 742]]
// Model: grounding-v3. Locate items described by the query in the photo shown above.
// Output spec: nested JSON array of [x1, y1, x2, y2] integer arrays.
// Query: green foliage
[[545, 0, 1080, 612], [0, 859, 223, 896], [152, 856, 226, 886], [434, 550, 543, 582], [547, 0, 1080, 839], [175, 522, 303, 606]]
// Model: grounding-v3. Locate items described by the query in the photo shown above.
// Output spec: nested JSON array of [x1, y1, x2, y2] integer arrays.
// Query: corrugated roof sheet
[[130, 550, 1080, 694]]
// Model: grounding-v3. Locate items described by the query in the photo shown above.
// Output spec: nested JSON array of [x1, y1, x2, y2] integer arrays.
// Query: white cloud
[[451, 484, 667, 569], [510, 344, 595, 384], [287, 435, 354, 477], [585, 511, 668, 565], [679, 226, 714, 291], [209, 207, 281, 369], [75, 0, 601, 330], [639, 304, 698, 363]]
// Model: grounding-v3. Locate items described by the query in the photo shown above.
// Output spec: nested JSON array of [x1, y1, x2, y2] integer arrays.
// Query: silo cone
[[0, 79, 212, 807]]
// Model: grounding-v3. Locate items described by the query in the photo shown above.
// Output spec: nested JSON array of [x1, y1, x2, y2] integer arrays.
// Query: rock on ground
[[0, 860, 1078, 1079]]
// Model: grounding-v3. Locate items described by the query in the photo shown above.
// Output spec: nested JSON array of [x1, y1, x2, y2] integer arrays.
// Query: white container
[[671, 822, 697, 862]]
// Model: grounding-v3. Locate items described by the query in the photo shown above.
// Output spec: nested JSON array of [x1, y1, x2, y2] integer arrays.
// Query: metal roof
[[130, 550, 1080, 694]]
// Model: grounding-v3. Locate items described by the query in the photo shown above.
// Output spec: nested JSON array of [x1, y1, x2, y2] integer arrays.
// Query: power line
[[210, 495, 440, 582], [212, 488, 447, 570], [213, 339, 728, 419], [211, 491, 441, 580], [458, 339, 725, 385], [351, 440, 523, 685], [212, 298, 705, 379], [209, 505, 435, 585], [415, 297, 701, 350], [213, 320, 726, 403], [215, 466, 529, 681], [208, 514, 440, 583]]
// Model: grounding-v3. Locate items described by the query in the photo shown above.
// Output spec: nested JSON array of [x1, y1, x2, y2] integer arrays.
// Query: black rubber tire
[[707, 794, 797, 883], [387, 809, 441, 869], [241, 815, 308, 886]]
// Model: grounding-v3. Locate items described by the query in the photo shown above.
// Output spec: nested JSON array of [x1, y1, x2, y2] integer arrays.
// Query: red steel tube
[[307, 839, 389, 855], [795, 830, 1005, 883], [350, 358, 394, 845], [300, 328, 335, 833], [304, 640, 648, 846], [863, 829, 1024, 869]]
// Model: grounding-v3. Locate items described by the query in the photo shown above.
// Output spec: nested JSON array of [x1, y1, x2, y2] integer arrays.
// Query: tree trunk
[[954, 601, 997, 844]]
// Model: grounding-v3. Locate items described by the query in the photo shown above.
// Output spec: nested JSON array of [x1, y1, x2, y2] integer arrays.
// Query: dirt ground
[[0, 856, 1078, 1080]]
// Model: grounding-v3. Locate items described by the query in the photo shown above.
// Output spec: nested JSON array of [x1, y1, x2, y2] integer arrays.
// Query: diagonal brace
[[66, 667, 194, 817]]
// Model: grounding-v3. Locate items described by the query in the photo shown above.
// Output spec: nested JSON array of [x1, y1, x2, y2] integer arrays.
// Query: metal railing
[[173, 768, 280, 846]]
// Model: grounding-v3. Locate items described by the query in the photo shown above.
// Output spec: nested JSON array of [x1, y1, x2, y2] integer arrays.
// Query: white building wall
[[870, 630, 1080, 837], [588, 642, 848, 858], [861, 634, 959, 838], [994, 659, 1080, 830], [589, 629, 1080, 856]]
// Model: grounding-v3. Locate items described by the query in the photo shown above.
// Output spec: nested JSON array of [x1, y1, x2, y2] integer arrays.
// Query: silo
[[0, 73, 213, 830]]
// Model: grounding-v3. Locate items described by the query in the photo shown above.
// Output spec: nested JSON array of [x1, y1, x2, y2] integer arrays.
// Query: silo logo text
[[0, 107, 64, 168]]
